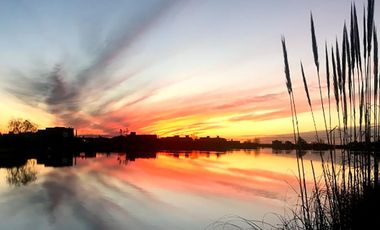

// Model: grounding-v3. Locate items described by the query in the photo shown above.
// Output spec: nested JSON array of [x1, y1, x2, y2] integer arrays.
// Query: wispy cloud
[[214, 92, 284, 110], [229, 109, 288, 122], [3, 0, 179, 132]]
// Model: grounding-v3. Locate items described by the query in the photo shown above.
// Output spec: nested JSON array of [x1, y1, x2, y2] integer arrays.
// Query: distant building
[[126, 132, 157, 141], [125, 132, 158, 150], [37, 127, 74, 138]]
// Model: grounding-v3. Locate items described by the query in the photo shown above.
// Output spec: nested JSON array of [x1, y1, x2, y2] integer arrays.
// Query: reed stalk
[[374, 28, 378, 141], [332, 47, 343, 145], [311, 14, 330, 145], [282, 38, 310, 226], [301, 61, 319, 142], [326, 43, 333, 144], [279, 1, 380, 229]]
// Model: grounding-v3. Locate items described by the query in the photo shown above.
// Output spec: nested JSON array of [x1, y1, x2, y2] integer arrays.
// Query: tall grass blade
[[342, 24, 349, 143], [326, 43, 332, 142], [281, 37, 300, 142], [374, 27, 378, 140], [364, 6, 367, 60], [282, 37, 292, 94], [311, 13, 330, 144], [301, 62, 312, 107], [367, 0, 375, 56], [354, 4, 362, 72], [336, 40, 343, 93], [301, 61, 319, 141], [332, 47, 343, 144], [311, 13, 319, 71]]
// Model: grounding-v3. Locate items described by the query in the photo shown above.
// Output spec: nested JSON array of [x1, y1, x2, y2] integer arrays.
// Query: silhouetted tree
[[297, 136, 308, 148], [8, 118, 38, 134], [253, 138, 260, 144]]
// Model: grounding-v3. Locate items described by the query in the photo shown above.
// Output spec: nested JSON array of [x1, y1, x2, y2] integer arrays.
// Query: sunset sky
[[0, 0, 377, 139]]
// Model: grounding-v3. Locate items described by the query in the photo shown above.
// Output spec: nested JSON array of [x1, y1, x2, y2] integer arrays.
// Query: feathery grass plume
[[311, 13, 319, 72], [336, 39, 345, 143], [332, 47, 342, 144], [345, 25, 352, 97], [351, 3, 359, 141], [332, 47, 340, 107], [345, 23, 353, 143], [301, 62, 312, 108], [367, 0, 375, 56], [282, 37, 292, 95], [311, 13, 329, 144], [325, 43, 332, 141], [363, 1, 374, 143], [301, 61, 319, 141], [281, 37, 300, 142], [342, 26, 348, 97], [281, 37, 310, 227], [336, 40, 343, 92], [342, 24, 349, 143], [343, 24, 347, 87], [326, 44, 331, 97], [353, 3, 363, 141], [342, 23, 349, 183], [350, 4, 356, 70], [354, 4, 362, 72]]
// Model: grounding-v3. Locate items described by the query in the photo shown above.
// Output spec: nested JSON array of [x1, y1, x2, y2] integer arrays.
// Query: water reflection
[[6, 160, 37, 186], [0, 149, 336, 230]]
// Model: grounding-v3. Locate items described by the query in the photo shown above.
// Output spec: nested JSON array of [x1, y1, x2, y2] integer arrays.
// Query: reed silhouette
[[281, 0, 380, 229]]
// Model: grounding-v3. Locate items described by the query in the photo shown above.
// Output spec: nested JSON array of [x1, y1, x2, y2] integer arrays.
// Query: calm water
[[0, 149, 327, 230]]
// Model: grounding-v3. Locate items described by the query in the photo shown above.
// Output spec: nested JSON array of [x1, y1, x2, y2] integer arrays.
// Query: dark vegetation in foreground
[[277, 0, 380, 229]]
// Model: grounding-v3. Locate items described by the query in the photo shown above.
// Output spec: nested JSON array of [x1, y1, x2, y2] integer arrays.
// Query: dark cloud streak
[[4, 0, 179, 131]]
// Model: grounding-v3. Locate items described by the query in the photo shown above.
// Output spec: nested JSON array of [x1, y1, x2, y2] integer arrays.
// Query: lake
[[0, 149, 328, 230]]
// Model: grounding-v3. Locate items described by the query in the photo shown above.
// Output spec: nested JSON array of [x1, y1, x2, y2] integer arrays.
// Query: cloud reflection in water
[[0, 149, 322, 230]]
